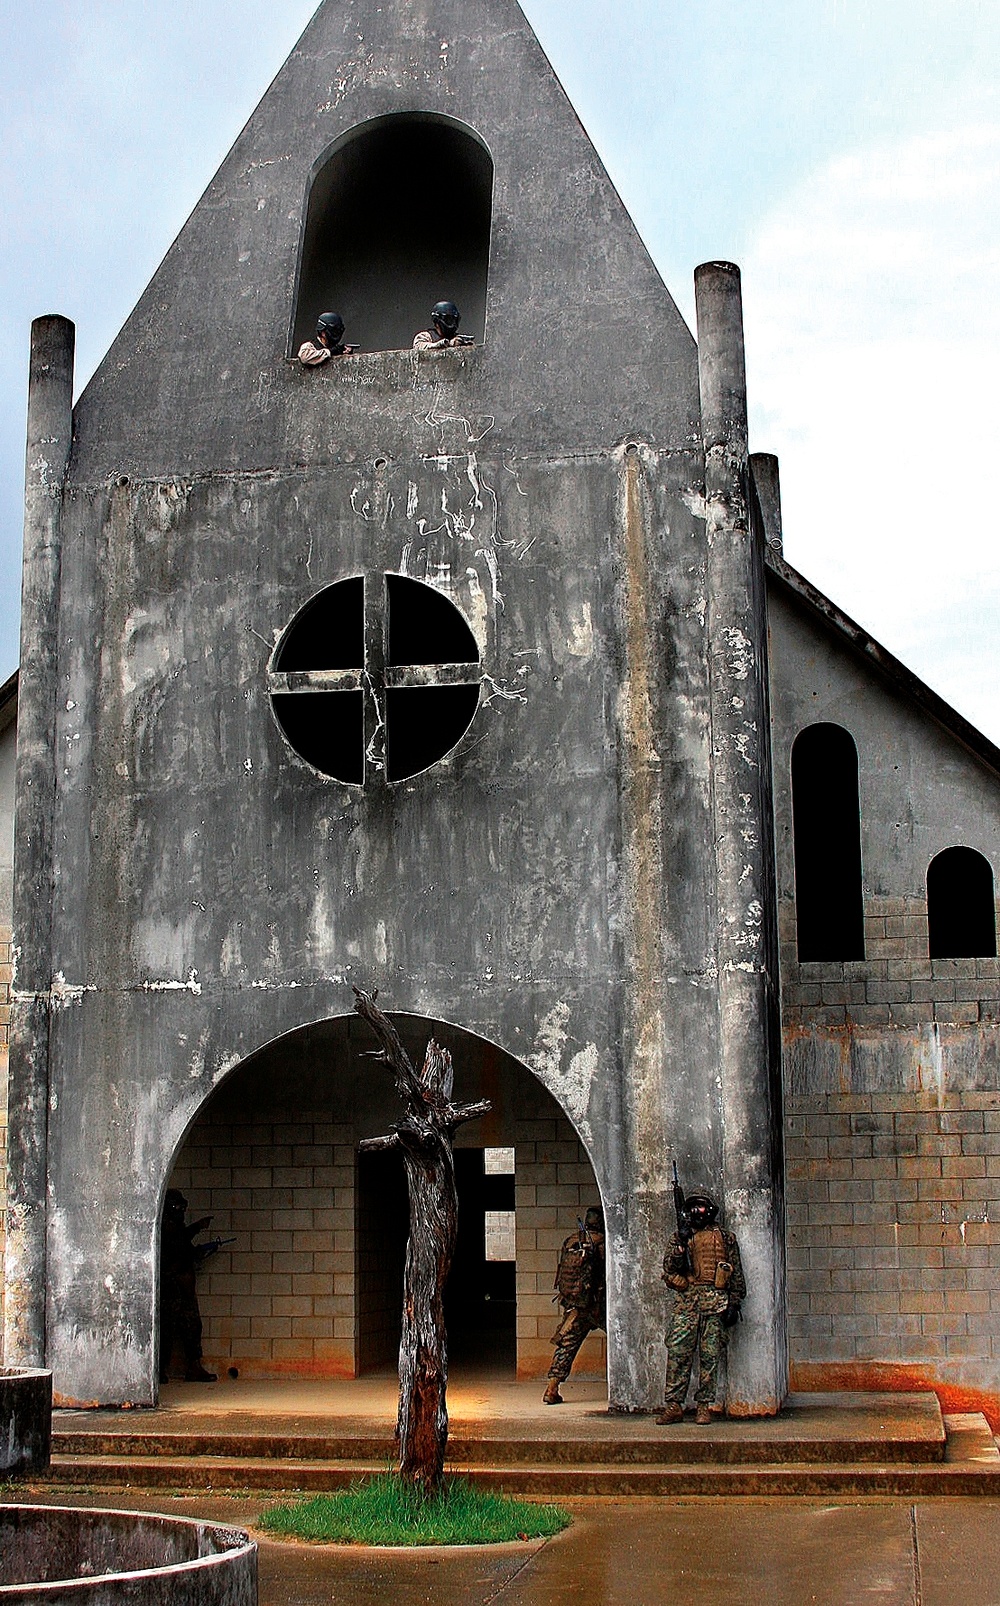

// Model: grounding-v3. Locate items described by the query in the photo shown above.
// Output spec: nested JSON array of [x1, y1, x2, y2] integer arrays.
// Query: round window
[[269, 574, 482, 784]]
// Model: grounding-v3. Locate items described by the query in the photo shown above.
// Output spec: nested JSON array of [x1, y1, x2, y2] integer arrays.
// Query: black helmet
[[687, 1191, 719, 1224], [431, 301, 460, 335], [316, 311, 345, 342], [584, 1206, 604, 1233], [165, 1189, 187, 1212]]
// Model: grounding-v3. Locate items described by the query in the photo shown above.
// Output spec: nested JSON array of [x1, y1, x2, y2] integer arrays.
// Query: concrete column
[[751, 452, 783, 554], [5, 316, 74, 1366], [696, 264, 785, 1414]]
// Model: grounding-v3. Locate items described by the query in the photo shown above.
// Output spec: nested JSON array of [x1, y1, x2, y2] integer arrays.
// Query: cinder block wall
[[780, 892, 1000, 1411], [780, 898, 1000, 1029], [515, 1112, 607, 1380], [168, 1114, 356, 1377], [169, 1065, 606, 1382]]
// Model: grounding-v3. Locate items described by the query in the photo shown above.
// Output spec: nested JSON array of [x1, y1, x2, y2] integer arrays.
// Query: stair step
[[49, 1430, 945, 1467], [45, 1452, 1000, 1498], [943, 1413, 1000, 1464]]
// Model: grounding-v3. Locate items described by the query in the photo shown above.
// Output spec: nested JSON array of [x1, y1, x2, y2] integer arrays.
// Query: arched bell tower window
[[791, 722, 866, 962], [927, 846, 997, 959], [292, 114, 493, 355]]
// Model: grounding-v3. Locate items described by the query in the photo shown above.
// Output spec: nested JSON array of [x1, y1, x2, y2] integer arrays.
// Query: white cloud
[[743, 125, 1000, 741]]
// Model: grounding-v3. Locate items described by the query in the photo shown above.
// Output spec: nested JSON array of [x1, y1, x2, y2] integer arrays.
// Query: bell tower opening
[[292, 114, 493, 354]]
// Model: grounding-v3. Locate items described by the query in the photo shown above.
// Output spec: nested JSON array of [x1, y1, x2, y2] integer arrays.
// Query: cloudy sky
[[2, 0, 999, 736]]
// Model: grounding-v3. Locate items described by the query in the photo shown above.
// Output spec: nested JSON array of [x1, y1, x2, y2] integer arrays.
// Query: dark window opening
[[270, 573, 480, 784], [274, 576, 365, 671], [387, 573, 479, 665], [271, 691, 364, 785], [927, 846, 997, 958], [791, 722, 865, 961], [385, 685, 481, 783], [293, 114, 493, 355]]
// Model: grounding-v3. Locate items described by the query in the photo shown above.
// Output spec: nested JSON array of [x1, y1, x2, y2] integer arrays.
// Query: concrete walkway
[[13, 1489, 1000, 1604]]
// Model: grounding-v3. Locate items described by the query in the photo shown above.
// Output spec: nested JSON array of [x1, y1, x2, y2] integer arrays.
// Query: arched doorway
[[163, 1014, 606, 1385], [292, 113, 494, 353]]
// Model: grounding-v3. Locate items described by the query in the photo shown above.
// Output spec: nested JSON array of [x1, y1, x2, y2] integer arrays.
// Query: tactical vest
[[555, 1234, 604, 1310], [689, 1227, 730, 1287]]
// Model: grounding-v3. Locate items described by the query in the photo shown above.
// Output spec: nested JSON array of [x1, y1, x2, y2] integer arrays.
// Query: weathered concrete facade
[[5, 0, 785, 1409], [767, 557, 1000, 1421]]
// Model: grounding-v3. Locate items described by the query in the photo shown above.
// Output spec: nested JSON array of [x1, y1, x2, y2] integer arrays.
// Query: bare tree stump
[[353, 987, 491, 1496]]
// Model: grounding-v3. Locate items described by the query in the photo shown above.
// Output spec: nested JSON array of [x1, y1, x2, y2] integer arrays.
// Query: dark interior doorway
[[355, 1146, 516, 1376], [293, 114, 493, 354]]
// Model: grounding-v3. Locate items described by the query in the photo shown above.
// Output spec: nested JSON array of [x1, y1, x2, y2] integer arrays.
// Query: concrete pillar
[[751, 452, 783, 554], [696, 264, 785, 1414], [5, 316, 74, 1366]]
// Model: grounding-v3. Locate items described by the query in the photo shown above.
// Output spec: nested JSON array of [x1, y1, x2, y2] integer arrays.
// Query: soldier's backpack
[[555, 1233, 599, 1309]]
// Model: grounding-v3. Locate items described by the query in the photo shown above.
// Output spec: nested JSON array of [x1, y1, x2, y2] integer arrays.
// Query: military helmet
[[584, 1205, 604, 1232], [164, 1189, 187, 1212], [316, 311, 345, 342], [431, 300, 461, 334], [686, 1190, 719, 1223]]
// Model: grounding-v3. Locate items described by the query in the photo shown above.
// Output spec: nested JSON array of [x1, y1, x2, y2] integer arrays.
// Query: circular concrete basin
[[0, 1506, 257, 1602], [0, 1368, 51, 1475]]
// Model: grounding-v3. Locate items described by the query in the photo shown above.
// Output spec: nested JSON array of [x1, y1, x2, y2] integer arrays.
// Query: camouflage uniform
[[662, 1226, 745, 1409], [548, 1229, 606, 1385]]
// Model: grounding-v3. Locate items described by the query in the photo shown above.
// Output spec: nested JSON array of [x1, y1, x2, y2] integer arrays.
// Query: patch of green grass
[[257, 1474, 571, 1546]]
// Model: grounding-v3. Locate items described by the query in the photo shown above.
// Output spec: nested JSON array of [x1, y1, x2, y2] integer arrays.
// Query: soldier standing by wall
[[542, 1205, 606, 1405], [158, 1190, 221, 1384], [657, 1186, 745, 1424]]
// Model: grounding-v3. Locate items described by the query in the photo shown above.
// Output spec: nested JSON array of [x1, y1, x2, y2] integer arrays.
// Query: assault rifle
[[672, 1162, 692, 1272], [194, 1235, 236, 1264]]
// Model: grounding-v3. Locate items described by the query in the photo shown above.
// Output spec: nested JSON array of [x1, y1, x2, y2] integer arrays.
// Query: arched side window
[[292, 113, 493, 355], [791, 723, 865, 962], [927, 846, 997, 958]]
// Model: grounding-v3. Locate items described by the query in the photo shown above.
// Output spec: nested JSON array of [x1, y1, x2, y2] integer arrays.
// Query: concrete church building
[[6, 0, 1000, 1420]]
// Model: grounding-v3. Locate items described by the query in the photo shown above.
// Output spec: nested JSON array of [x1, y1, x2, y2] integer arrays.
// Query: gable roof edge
[[765, 549, 1000, 782]]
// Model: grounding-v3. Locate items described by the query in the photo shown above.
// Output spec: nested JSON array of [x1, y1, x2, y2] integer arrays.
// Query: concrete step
[[47, 1392, 986, 1497], [50, 1390, 948, 1469], [943, 1412, 1000, 1464], [44, 1449, 1000, 1499], [49, 1425, 945, 1467]]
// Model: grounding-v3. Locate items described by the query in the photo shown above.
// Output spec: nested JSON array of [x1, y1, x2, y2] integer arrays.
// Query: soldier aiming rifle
[[543, 1205, 606, 1405], [658, 1167, 745, 1424], [158, 1189, 235, 1384]]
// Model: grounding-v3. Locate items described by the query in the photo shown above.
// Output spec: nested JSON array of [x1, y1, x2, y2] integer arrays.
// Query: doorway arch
[[162, 1012, 606, 1385], [291, 113, 494, 354]]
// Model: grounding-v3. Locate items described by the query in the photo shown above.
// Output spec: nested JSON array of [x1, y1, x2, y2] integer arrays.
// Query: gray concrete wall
[[0, 696, 16, 1355], [768, 572, 1000, 1419], [6, 0, 787, 1412]]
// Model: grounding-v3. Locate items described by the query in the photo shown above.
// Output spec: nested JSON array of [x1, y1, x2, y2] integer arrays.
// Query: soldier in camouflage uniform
[[657, 1189, 745, 1425], [542, 1206, 605, 1405]]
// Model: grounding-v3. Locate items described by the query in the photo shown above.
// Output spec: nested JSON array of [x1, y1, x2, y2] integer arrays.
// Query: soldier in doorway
[[542, 1205, 606, 1405], [657, 1187, 745, 1424], [297, 311, 358, 366], [158, 1189, 220, 1384], [412, 301, 475, 349]]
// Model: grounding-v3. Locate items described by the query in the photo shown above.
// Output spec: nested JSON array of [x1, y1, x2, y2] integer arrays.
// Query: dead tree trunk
[[353, 987, 491, 1495]]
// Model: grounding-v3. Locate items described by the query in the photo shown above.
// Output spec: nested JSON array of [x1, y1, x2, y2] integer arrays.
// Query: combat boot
[[542, 1379, 563, 1405], [694, 1405, 716, 1425], [185, 1364, 217, 1383], [655, 1403, 684, 1424]]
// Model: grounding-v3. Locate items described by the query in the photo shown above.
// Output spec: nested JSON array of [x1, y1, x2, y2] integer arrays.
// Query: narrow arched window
[[791, 723, 865, 962], [927, 846, 997, 958], [293, 113, 493, 355]]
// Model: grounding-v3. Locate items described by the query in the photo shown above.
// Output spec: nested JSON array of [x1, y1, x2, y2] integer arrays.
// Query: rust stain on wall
[[792, 1361, 1000, 1431]]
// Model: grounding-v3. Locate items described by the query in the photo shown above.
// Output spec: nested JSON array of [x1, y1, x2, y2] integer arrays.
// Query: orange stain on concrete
[[792, 1361, 1000, 1432]]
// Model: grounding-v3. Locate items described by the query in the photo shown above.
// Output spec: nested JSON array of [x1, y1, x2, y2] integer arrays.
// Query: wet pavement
[[11, 1488, 1000, 1604]]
